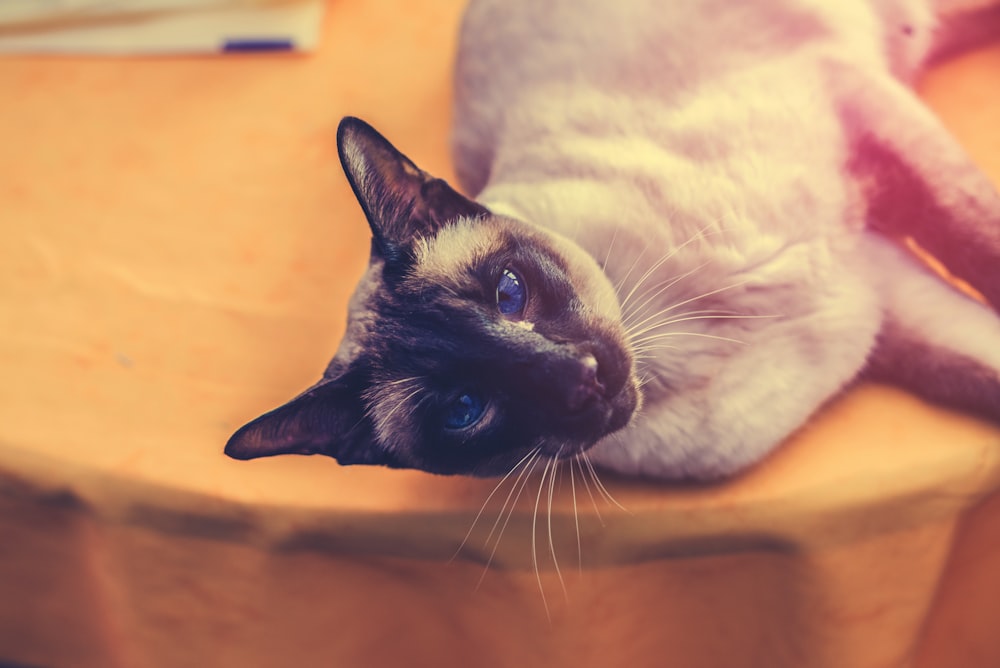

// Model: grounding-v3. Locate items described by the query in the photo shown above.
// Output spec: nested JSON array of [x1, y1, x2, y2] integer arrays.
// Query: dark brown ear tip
[[223, 428, 259, 460], [337, 115, 359, 139], [336, 117, 364, 159], [223, 418, 281, 460], [338, 115, 372, 134], [337, 116, 382, 152]]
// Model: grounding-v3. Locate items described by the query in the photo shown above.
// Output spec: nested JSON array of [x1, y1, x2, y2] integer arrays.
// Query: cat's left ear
[[337, 116, 489, 263], [224, 372, 390, 467]]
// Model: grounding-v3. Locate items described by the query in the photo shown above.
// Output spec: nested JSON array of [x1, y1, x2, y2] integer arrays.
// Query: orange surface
[[1, 2, 1000, 667]]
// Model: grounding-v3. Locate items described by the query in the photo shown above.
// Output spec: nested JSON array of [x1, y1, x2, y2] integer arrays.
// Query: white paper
[[0, 0, 324, 55]]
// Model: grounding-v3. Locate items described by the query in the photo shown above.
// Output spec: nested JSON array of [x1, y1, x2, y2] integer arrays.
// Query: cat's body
[[450, 0, 1000, 478], [226, 0, 1000, 480]]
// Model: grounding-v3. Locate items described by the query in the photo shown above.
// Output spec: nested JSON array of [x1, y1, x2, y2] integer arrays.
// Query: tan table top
[[1, 0, 999, 590]]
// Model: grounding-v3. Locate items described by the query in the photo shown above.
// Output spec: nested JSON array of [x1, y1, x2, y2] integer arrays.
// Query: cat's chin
[[608, 388, 639, 432], [543, 374, 640, 460], [599, 378, 640, 434]]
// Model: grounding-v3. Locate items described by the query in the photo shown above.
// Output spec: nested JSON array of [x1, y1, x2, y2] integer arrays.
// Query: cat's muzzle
[[544, 349, 638, 448]]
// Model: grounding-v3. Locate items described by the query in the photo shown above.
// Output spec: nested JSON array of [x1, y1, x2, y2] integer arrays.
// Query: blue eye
[[444, 393, 486, 430], [496, 268, 526, 315]]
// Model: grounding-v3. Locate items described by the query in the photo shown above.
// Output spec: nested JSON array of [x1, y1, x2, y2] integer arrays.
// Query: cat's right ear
[[224, 370, 389, 467], [337, 116, 488, 264]]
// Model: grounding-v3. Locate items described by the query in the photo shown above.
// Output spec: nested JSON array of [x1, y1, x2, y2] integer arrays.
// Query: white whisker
[[452, 447, 540, 561], [476, 450, 542, 589], [627, 310, 778, 343], [635, 373, 656, 390], [618, 229, 710, 312], [625, 280, 752, 344], [481, 449, 541, 554], [601, 224, 621, 272], [583, 452, 630, 514], [633, 330, 747, 346], [383, 376, 423, 387], [612, 246, 649, 301], [621, 262, 711, 330], [373, 386, 423, 436], [617, 223, 725, 316], [547, 449, 567, 598], [632, 342, 681, 353], [532, 457, 554, 619], [570, 460, 582, 570], [575, 455, 604, 526], [626, 306, 729, 342]]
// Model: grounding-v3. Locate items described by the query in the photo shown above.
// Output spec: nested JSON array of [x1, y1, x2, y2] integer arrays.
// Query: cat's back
[[455, 0, 834, 92], [452, 0, 933, 197], [456, 0, 924, 97], [452, 0, 726, 171]]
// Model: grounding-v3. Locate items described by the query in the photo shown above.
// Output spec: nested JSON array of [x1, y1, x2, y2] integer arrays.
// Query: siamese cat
[[226, 0, 1000, 480]]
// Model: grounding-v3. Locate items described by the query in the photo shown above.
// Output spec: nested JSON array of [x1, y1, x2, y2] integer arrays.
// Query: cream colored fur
[[451, 0, 1000, 478]]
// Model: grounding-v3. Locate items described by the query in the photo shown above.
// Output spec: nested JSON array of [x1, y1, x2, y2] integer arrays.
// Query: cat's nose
[[566, 353, 607, 412]]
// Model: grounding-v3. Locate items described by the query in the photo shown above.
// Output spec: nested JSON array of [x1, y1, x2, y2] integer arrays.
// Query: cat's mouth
[[567, 381, 637, 433], [540, 349, 639, 454]]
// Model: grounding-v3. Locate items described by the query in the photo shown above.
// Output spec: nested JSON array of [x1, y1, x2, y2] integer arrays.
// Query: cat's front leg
[[861, 233, 1000, 421], [839, 71, 1000, 311], [836, 45, 1000, 421], [590, 274, 884, 480]]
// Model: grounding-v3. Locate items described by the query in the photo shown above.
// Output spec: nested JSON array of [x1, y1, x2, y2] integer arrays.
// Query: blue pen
[[222, 38, 294, 52]]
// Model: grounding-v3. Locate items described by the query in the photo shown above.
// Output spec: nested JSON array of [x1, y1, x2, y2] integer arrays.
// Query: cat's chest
[[588, 227, 881, 479], [607, 228, 864, 389]]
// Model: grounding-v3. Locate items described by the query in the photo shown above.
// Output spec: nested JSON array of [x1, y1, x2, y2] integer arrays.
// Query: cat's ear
[[337, 116, 489, 262], [224, 371, 388, 467]]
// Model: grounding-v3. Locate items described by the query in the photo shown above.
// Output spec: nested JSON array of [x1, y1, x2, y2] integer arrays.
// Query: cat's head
[[224, 117, 640, 476]]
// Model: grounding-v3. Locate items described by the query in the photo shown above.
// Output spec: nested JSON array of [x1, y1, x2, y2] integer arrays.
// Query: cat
[[225, 0, 1000, 480]]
